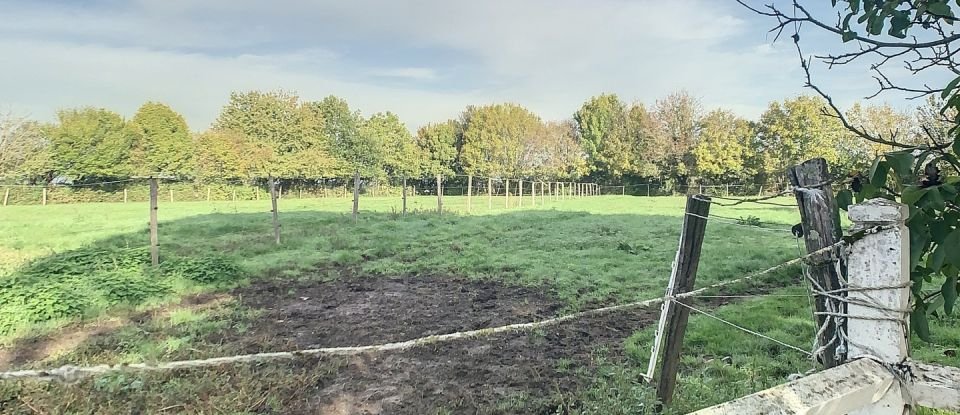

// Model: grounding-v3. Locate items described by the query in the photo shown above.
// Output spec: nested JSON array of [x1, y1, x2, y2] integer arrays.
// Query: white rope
[[672, 301, 813, 357]]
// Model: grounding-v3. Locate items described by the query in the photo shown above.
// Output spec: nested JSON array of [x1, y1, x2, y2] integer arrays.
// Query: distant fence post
[[42, 187, 47, 205], [653, 195, 711, 410], [519, 180, 524, 208], [3, 188, 8, 206], [206, 186, 211, 202], [269, 176, 281, 244], [540, 181, 546, 205], [505, 179, 510, 208], [467, 175, 473, 213], [123, 188, 128, 203], [846, 198, 911, 414], [169, 189, 173, 203], [402, 175, 408, 216], [788, 157, 843, 368], [352, 171, 360, 222], [436, 174, 443, 215], [149, 178, 159, 266], [488, 177, 493, 210], [647, 183, 651, 197]]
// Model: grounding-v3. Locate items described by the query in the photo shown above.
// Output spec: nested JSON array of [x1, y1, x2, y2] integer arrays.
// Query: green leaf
[[953, 137, 960, 156], [943, 271, 958, 315], [885, 151, 914, 181], [929, 1, 954, 18], [923, 187, 947, 211], [902, 185, 928, 205], [909, 225, 931, 271], [912, 305, 932, 341], [870, 158, 889, 187], [943, 75, 960, 99], [836, 189, 853, 211], [930, 243, 947, 270], [850, 0, 860, 13], [842, 30, 858, 42], [944, 229, 960, 268]]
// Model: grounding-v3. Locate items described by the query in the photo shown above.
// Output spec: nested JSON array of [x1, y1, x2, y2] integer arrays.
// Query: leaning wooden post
[[269, 176, 281, 244], [402, 175, 408, 216], [467, 175, 473, 214], [788, 157, 843, 368], [846, 198, 911, 415], [352, 171, 360, 222], [488, 177, 493, 210], [149, 178, 159, 266], [653, 195, 711, 410], [436, 174, 443, 215], [3, 188, 8, 206]]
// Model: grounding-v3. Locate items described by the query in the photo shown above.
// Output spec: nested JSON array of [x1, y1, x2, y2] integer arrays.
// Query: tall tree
[[624, 103, 660, 178], [692, 110, 753, 182], [361, 112, 418, 178], [213, 90, 334, 178], [129, 102, 193, 177], [574, 94, 630, 178], [309, 95, 378, 176], [47, 107, 134, 180], [416, 120, 459, 177], [0, 114, 52, 183], [193, 130, 269, 182], [756, 96, 851, 178], [651, 91, 702, 185], [460, 103, 542, 178]]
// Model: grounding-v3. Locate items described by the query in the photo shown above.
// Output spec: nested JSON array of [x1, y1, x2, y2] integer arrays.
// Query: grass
[[0, 195, 957, 414]]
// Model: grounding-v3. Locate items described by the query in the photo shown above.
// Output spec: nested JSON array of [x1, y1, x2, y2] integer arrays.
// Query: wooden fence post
[[846, 198, 911, 415], [488, 177, 493, 210], [269, 176, 281, 245], [505, 179, 510, 208], [467, 175, 473, 213], [402, 175, 408, 216], [352, 171, 360, 222], [149, 178, 159, 266], [256, 186, 260, 201], [653, 195, 711, 410], [519, 180, 524, 208], [436, 174, 443, 215], [647, 183, 651, 197], [3, 188, 8, 206], [42, 187, 47, 205], [788, 158, 843, 368], [123, 188, 128, 203], [540, 181, 545, 205], [169, 189, 173, 203], [232, 189, 236, 202], [207, 186, 211, 202]]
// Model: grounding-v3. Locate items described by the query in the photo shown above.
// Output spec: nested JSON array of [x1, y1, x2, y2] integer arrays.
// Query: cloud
[[0, 0, 897, 130]]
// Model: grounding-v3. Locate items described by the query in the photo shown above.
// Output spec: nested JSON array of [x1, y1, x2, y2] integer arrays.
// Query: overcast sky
[[0, 0, 926, 130]]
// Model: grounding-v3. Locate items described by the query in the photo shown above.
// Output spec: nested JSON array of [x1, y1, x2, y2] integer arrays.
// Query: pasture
[[0, 195, 957, 414]]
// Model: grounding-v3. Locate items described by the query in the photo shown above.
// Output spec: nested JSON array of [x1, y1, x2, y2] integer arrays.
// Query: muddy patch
[[205, 276, 659, 414], [217, 276, 566, 352]]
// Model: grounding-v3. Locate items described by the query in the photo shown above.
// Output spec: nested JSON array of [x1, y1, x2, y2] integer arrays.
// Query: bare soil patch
[[207, 275, 660, 414]]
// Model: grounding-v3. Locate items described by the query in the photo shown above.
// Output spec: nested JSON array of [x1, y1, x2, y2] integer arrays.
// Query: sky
[[0, 0, 930, 130]]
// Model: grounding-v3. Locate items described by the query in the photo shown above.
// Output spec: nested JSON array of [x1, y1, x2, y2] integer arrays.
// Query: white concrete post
[[847, 198, 912, 415]]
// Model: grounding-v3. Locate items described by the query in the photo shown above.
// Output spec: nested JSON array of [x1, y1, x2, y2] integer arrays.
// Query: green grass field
[[0, 195, 957, 414]]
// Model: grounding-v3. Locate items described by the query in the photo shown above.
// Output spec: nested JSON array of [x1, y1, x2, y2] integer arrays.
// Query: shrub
[[162, 256, 243, 284], [90, 270, 170, 305]]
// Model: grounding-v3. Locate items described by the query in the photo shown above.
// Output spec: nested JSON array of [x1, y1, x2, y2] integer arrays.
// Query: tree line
[[0, 90, 950, 188]]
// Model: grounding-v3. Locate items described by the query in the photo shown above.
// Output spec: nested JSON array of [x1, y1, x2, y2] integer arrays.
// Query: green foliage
[[574, 95, 658, 180], [0, 245, 241, 335], [311, 95, 376, 175], [47, 107, 135, 180], [693, 110, 754, 181], [161, 256, 243, 284], [416, 120, 459, 177], [361, 112, 419, 177], [129, 102, 194, 177], [460, 103, 542, 177]]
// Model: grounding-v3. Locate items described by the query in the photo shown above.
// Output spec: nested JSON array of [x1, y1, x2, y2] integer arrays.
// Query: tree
[[740, 0, 960, 338], [574, 94, 629, 178], [624, 103, 660, 178], [309, 96, 378, 176], [459, 103, 542, 178], [361, 112, 418, 178], [651, 91, 702, 186], [47, 107, 134, 180], [129, 102, 193, 177], [693, 110, 753, 182], [193, 130, 268, 182], [213, 90, 335, 178], [756, 96, 851, 176], [416, 120, 458, 177], [0, 114, 53, 183]]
